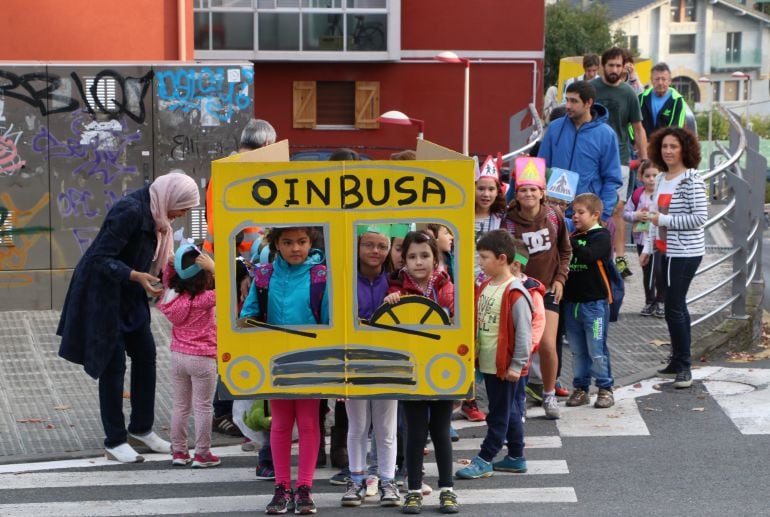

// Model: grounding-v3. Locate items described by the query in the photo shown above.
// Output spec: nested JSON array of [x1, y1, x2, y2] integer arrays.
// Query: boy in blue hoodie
[[537, 81, 623, 223]]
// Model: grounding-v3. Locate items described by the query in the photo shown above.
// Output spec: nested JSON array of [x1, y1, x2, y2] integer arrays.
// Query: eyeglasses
[[360, 242, 390, 252]]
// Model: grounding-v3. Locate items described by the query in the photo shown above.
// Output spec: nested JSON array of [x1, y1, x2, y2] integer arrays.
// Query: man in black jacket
[[638, 62, 686, 138]]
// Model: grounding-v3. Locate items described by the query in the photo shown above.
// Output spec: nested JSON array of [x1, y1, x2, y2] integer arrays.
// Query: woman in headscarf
[[58, 170, 200, 463]]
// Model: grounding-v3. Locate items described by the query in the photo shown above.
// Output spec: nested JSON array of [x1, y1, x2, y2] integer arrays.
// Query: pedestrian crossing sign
[[547, 167, 579, 202]]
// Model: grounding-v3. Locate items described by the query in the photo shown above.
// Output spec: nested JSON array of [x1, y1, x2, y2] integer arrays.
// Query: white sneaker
[[128, 431, 171, 453], [365, 475, 379, 497], [421, 482, 432, 496], [105, 443, 144, 463]]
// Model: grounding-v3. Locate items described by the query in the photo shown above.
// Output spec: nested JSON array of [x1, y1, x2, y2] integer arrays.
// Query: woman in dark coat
[[58, 171, 200, 463]]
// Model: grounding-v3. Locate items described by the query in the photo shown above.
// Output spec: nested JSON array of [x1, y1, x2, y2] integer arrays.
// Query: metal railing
[[687, 105, 766, 326]]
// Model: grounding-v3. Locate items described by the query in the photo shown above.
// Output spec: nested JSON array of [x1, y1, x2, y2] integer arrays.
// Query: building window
[[670, 0, 696, 22], [669, 34, 696, 54], [293, 80, 380, 129], [671, 76, 699, 105], [723, 80, 739, 102], [726, 32, 741, 64], [194, 0, 390, 54], [626, 35, 638, 54]]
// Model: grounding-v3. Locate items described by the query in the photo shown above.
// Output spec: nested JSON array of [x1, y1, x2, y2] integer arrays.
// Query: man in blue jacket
[[537, 80, 622, 223]]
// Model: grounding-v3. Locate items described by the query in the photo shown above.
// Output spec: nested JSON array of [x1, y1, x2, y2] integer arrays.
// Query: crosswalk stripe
[[0, 436, 562, 475], [699, 366, 770, 435], [0, 458, 568, 490], [0, 488, 578, 516]]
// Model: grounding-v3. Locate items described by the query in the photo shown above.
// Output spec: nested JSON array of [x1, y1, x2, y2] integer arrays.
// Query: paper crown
[[475, 155, 500, 182], [356, 224, 393, 238], [390, 224, 411, 238], [514, 157, 546, 189], [174, 243, 203, 280]]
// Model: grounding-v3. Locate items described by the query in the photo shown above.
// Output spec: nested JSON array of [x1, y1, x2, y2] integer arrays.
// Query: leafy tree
[[544, 1, 627, 90]]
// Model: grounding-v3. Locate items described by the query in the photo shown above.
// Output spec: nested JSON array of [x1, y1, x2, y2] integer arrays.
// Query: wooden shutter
[[354, 81, 380, 129], [293, 81, 317, 128]]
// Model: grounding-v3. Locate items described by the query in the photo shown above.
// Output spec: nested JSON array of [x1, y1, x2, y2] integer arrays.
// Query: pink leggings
[[270, 399, 320, 487], [170, 352, 217, 455]]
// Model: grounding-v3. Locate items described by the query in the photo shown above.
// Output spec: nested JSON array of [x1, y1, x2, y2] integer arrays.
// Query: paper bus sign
[[212, 140, 476, 399]]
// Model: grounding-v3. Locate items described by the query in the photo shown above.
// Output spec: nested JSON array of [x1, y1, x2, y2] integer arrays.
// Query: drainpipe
[[178, 0, 187, 61]]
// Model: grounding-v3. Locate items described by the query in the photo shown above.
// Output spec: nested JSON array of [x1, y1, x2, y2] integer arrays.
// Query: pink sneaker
[[191, 452, 221, 468], [171, 451, 191, 466]]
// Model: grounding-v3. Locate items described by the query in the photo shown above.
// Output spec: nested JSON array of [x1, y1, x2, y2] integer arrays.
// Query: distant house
[[599, 0, 770, 115]]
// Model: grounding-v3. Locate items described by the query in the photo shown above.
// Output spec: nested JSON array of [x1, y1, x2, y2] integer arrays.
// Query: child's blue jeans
[[479, 373, 525, 462], [564, 300, 613, 390]]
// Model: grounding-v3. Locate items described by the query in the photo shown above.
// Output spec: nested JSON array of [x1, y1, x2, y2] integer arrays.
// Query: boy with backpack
[[455, 230, 545, 480], [563, 193, 615, 409]]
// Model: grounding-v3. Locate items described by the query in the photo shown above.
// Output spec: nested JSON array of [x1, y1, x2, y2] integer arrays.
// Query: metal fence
[[501, 104, 766, 329], [690, 106, 767, 326]]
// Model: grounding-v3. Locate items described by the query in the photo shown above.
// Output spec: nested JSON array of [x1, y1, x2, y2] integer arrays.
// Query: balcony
[[710, 49, 762, 72]]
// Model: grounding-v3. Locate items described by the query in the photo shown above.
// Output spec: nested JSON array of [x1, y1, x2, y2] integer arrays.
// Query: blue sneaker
[[448, 426, 459, 442], [492, 456, 527, 473], [454, 456, 492, 479]]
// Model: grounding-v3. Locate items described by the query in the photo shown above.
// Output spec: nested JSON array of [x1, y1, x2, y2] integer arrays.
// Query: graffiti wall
[[0, 63, 254, 310]]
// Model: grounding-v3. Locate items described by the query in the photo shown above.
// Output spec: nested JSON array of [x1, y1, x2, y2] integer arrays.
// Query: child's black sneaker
[[439, 489, 459, 514], [401, 492, 423, 514], [294, 485, 317, 515], [266, 483, 294, 514]]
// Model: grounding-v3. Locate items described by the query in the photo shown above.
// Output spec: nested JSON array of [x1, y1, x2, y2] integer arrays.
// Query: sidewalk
[[0, 251, 735, 464]]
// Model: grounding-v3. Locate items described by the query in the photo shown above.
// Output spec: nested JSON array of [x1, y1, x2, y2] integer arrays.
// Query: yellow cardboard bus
[[212, 140, 475, 400]]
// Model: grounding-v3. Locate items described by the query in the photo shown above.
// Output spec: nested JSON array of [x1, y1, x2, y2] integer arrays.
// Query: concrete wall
[[0, 63, 254, 311]]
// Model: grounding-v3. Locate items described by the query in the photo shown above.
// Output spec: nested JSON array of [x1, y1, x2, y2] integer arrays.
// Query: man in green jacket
[[638, 62, 686, 138]]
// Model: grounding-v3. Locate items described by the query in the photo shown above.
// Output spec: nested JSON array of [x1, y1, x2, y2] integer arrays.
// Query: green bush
[[697, 110, 770, 140]]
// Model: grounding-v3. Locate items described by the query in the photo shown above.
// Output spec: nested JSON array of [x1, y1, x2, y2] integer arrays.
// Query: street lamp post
[[698, 76, 713, 160], [378, 110, 425, 140], [435, 51, 470, 155], [731, 71, 751, 130]]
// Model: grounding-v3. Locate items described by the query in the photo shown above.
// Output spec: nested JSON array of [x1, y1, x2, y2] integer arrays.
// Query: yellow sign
[[212, 141, 475, 399], [557, 56, 652, 102]]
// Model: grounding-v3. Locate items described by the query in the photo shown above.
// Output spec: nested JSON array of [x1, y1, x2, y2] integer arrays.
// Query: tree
[[544, 1, 627, 90]]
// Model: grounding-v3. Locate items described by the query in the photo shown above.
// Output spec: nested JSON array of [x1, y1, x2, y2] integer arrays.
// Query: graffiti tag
[[31, 116, 141, 186], [156, 67, 253, 123]]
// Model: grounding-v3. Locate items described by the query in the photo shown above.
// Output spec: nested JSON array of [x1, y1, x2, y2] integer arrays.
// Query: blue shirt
[[650, 89, 672, 124]]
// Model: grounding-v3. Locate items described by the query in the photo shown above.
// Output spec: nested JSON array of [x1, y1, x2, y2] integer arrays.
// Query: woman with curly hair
[[640, 127, 707, 389]]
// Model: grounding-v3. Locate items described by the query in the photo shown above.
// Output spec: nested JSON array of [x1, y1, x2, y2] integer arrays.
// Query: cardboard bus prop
[[212, 140, 475, 399]]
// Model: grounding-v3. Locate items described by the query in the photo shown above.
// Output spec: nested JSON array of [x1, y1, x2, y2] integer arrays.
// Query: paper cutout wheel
[[368, 295, 451, 327]]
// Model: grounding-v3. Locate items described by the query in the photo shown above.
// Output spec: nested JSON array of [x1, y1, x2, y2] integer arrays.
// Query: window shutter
[[293, 81, 317, 128], [354, 81, 380, 129]]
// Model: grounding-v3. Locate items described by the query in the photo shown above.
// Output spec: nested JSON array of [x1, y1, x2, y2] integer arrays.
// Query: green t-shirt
[[477, 277, 515, 374], [590, 77, 642, 165]]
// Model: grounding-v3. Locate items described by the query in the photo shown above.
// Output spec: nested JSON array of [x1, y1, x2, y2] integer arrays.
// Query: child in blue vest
[[239, 226, 329, 515]]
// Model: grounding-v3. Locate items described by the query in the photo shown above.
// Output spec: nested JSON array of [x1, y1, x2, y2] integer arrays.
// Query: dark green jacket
[[638, 87, 686, 138]]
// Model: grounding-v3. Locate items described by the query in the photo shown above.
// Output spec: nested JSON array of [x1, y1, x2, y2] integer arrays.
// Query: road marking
[[699, 366, 770, 435], [0, 435, 562, 475], [0, 488, 578, 515], [0, 458, 568, 490]]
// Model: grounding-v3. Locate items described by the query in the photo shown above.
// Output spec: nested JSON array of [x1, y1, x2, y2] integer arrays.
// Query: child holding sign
[[384, 231, 457, 514], [239, 226, 329, 515]]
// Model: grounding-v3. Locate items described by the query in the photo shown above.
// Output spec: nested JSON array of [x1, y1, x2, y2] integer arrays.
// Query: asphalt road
[[2, 358, 770, 517]]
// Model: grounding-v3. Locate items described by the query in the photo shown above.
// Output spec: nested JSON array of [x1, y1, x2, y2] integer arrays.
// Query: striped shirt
[[643, 169, 707, 258]]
